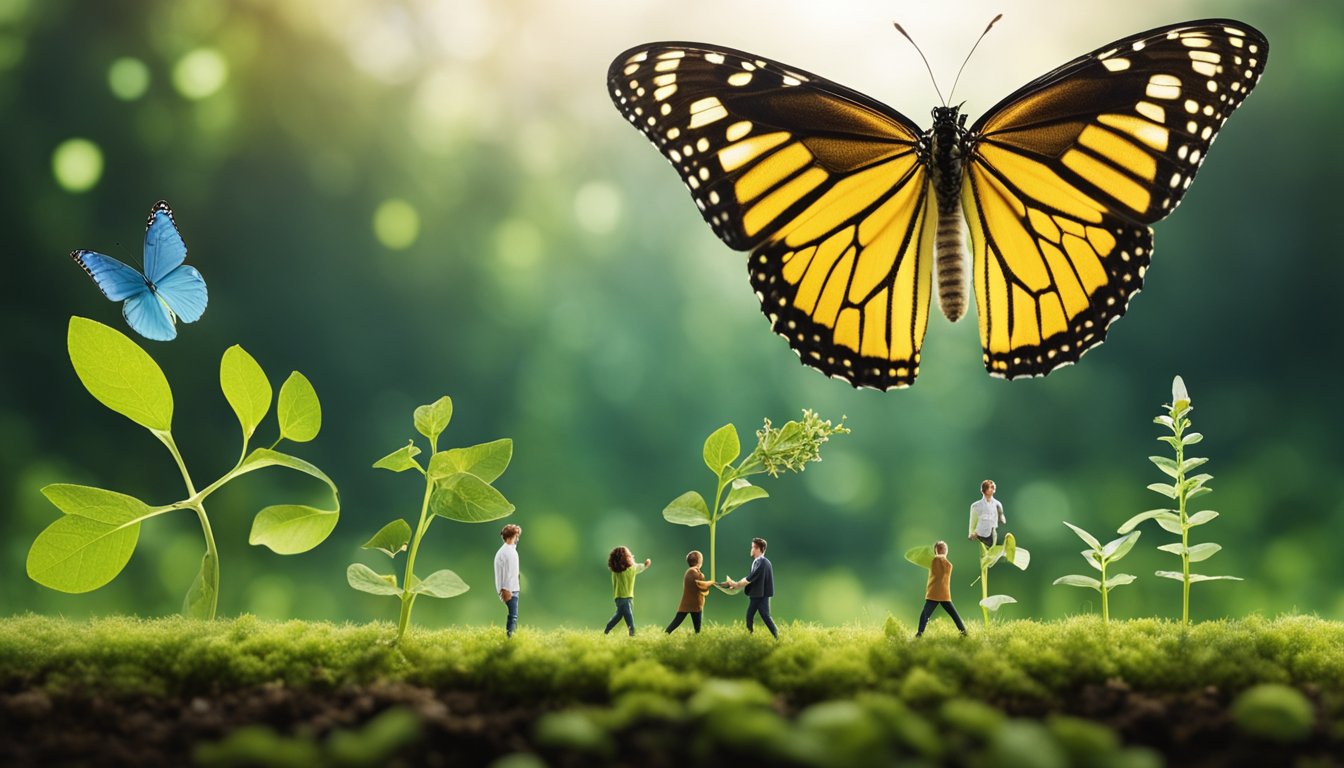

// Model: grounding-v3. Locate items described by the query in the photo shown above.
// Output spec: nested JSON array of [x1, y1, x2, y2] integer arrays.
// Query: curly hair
[[608, 546, 632, 573], [686, 550, 703, 566]]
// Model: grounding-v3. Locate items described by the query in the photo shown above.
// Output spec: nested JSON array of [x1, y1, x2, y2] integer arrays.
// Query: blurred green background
[[1, 0, 1340, 630]]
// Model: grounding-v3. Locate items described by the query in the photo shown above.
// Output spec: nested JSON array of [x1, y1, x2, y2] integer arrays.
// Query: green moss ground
[[2, 614, 1342, 767]]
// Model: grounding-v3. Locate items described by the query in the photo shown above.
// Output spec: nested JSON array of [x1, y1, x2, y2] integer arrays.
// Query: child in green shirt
[[604, 546, 651, 636]]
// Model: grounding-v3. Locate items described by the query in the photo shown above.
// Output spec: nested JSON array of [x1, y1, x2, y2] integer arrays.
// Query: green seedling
[[1052, 523, 1140, 623], [971, 533, 1029, 627], [26, 317, 340, 620], [350, 395, 515, 642], [1118, 375, 1240, 624], [663, 409, 847, 587]]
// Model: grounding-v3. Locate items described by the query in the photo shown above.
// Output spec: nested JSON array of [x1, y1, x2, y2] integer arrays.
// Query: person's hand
[[644, 558, 651, 567], [500, 588, 512, 603], [967, 533, 975, 541]]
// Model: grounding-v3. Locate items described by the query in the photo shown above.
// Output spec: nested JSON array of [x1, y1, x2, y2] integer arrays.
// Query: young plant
[[1052, 523, 1140, 624], [971, 533, 1029, 627], [350, 396, 515, 642], [662, 409, 847, 584], [26, 317, 340, 619], [1118, 375, 1240, 624]]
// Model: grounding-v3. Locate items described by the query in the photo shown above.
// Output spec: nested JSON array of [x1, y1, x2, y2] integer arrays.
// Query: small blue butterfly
[[71, 200, 208, 341]]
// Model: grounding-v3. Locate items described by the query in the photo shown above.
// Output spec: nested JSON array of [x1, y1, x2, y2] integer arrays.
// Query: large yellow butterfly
[[608, 19, 1267, 389]]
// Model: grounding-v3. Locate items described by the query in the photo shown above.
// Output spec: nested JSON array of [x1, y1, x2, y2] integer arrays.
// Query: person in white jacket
[[967, 479, 1005, 548], [494, 524, 522, 637]]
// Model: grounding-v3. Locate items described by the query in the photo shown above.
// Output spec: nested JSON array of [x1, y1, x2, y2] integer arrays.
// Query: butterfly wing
[[121, 290, 178, 341], [963, 19, 1267, 379], [154, 265, 208, 324], [71, 250, 150, 302], [142, 200, 188, 284], [610, 43, 935, 389]]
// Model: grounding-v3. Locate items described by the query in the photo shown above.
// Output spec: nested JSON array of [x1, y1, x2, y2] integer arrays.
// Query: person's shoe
[[915, 633, 923, 638]]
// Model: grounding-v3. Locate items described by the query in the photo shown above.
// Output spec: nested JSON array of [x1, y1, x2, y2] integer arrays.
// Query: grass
[[4, 615, 1342, 766]]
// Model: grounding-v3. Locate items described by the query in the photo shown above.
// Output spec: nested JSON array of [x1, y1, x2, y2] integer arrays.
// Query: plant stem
[[157, 431, 220, 620], [709, 475, 728, 582], [397, 474, 436, 642], [980, 547, 990, 628], [1101, 560, 1109, 624], [1174, 409, 1190, 625], [709, 521, 717, 583]]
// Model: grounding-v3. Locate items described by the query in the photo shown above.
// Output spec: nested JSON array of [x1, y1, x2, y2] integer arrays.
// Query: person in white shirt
[[494, 523, 522, 637], [967, 479, 1005, 548]]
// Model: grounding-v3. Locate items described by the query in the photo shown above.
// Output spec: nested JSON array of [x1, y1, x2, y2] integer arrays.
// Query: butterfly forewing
[[964, 19, 1267, 379], [143, 200, 188, 285], [608, 44, 937, 389]]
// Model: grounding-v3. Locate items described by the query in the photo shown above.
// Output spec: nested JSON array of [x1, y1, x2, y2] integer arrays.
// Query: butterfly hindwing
[[154, 265, 208, 324], [609, 43, 935, 389], [71, 250, 149, 302], [964, 19, 1267, 378], [121, 290, 178, 342], [143, 200, 188, 284]]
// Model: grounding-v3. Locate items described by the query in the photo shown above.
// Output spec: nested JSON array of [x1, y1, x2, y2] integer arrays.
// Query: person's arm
[[733, 557, 763, 589], [998, 499, 1006, 525], [633, 559, 650, 574], [968, 504, 977, 539]]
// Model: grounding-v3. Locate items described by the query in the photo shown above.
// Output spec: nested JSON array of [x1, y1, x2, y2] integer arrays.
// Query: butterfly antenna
[[948, 14, 1003, 104], [892, 21, 945, 106]]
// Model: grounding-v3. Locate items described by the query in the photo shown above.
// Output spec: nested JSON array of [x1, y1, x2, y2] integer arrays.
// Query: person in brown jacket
[[916, 541, 967, 637], [665, 550, 714, 634]]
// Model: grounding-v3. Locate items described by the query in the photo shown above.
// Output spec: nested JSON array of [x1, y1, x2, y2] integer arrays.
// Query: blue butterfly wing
[[71, 250, 149, 301], [142, 201, 187, 284], [154, 265, 208, 323], [122, 290, 177, 341]]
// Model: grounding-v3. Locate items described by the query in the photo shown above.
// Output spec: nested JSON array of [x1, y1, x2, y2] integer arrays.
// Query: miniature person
[[916, 540, 967, 637], [604, 546, 651, 636], [666, 550, 713, 634], [494, 523, 522, 638], [968, 479, 1006, 548], [725, 537, 777, 639]]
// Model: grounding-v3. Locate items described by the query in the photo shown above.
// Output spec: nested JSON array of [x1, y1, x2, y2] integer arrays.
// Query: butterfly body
[[609, 20, 1268, 390], [71, 201, 207, 341]]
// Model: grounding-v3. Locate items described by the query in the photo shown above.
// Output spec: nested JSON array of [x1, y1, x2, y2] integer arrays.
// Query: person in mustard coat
[[916, 540, 967, 637], [666, 550, 713, 634]]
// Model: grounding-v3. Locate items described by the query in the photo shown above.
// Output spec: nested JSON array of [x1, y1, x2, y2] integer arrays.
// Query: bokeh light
[[51, 138, 104, 193], [574, 181, 622, 235], [172, 47, 228, 100], [107, 57, 150, 101], [373, 199, 421, 250]]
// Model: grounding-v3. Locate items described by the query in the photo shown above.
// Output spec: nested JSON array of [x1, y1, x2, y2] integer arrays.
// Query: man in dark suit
[[725, 537, 777, 639]]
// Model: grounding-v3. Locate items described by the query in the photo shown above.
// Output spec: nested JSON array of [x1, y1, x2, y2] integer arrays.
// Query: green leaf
[[1182, 432, 1204, 446], [427, 438, 513, 484], [1187, 573, 1242, 583], [277, 372, 321, 443], [407, 568, 469, 598], [414, 396, 453, 443], [1117, 509, 1177, 534], [1153, 415, 1175, 430], [373, 441, 422, 473], [1184, 473, 1214, 492], [720, 480, 768, 518], [1157, 543, 1186, 556], [662, 491, 711, 527], [182, 550, 217, 619], [1158, 436, 1181, 449], [1148, 456, 1179, 479], [1146, 482, 1179, 500], [1003, 533, 1018, 565], [362, 519, 412, 558], [980, 544, 1004, 568], [1179, 456, 1208, 474], [1106, 573, 1137, 588], [703, 423, 741, 476], [1083, 550, 1103, 572], [1062, 521, 1100, 551], [904, 544, 935, 569], [1187, 510, 1220, 526], [430, 473, 515, 522], [346, 563, 401, 596], [1101, 530, 1141, 561], [1053, 574, 1101, 590], [220, 345, 271, 441], [1156, 515, 1185, 534], [1007, 546, 1030, 571], [979, 595, 1017, 611], [26, 484, 154, 593], [1186, 542, 1222, 562], [248, 504, 339, 555], [1186, 487, 1213, 502], [1154, 570, 1186, 581], [1172, 375, 1190, 410], [67, 316, 173, 432]]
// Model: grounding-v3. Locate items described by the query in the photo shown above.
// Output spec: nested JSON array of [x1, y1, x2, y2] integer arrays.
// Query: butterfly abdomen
[[929, 107, 968, 323]]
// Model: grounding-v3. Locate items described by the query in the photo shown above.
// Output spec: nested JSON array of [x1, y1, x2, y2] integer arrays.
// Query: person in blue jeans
[[494, 524, 522, 638], [725, 537, 777, 639], [604, 546, 651, 636]]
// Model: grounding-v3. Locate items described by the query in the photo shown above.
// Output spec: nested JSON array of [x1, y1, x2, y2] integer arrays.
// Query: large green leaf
[[347, 563, 401, 596], [662, 491, 711, 527], [430, 473, 515, 522], [703, 423, 740, 476], [374, 441, 422, 473], [979, 595, 1017, 611], [1101, 530, 1141, 562], [1106, 573, 1137, 588], [362, 519, 412, 558], [408, 569, 469, 598], [1157, 543, 1186, 556], [1156, 515, 1185, 534], [27, 484, 158, 592], [428, 438, 513, 484], [68, 316, 173, 432], [1181, 432, 1204, 446], [1052, 575, 1101, 590], [1148, 456, 1179, 479], [1179, 456, 1208, 474], [182, 550, 217, 619], [413, 396, 453, 443], [1186, 510, 1220, 526], [720, 481, 768, 519], [1154, 570, 1186, 581], [1006, 545, 1030, 571], [220, 345, 271, 441], [1146, 482, 1179, 500], [904, 544, 935, 569], [277, 371, 321, 443], [1186, 542, 1222, 562], [1117, 509, 1178, 535], [1062, 521, 1100, 551], [1003, 533, 1018, 565], [248, 504, 339, 554]]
